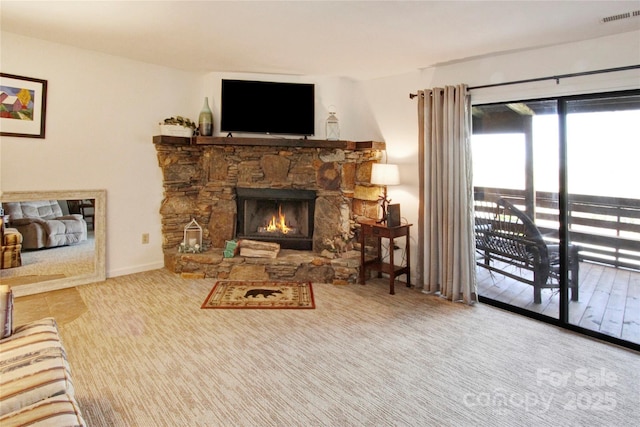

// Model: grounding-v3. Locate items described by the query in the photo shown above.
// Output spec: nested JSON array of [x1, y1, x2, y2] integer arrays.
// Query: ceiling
[[2, 1, 639, 80]]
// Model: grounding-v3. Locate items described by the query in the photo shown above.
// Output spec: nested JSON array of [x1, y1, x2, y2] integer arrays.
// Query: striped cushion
[[2, 229, 23, 246], [0, 244, 22, 269], [0, 393, 86, 427], [1, 229, 22, 269], [0, 318, 74, 417]]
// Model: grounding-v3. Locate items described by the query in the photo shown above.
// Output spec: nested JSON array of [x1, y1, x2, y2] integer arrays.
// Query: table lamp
[[370, 163, 400, 223]]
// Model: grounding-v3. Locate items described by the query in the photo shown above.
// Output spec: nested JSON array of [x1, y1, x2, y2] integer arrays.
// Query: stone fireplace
[[153, 136, 384, 283]]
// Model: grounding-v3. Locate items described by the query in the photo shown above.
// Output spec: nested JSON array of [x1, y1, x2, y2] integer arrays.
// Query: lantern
[[326, 110, 340, 141], [182, 218, 202, 252]]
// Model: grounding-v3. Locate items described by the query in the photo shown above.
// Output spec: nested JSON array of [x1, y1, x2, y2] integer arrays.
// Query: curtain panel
[[417, 85, 477, 304]]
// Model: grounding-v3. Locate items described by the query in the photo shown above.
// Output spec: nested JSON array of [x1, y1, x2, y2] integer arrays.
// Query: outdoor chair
[[475, 198, 579, 304]]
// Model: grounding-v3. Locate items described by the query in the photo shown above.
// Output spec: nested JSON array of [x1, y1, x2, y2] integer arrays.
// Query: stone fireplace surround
[[153, 137, 385, 284]]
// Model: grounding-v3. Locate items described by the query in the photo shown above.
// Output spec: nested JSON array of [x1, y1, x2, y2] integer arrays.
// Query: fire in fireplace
[[236, 188, 316, 250]]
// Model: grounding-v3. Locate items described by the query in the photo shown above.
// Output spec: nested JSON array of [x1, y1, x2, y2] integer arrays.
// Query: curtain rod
[[408, 64, 640, 99]]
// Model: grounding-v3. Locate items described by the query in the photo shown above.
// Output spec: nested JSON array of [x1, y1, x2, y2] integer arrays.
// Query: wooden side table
[[359, 221, 412, 294]]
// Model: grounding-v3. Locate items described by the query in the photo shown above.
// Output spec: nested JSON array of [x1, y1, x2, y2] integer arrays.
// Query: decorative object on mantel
[[201, 281, 315, 309], [160, 116, 196, 137], [326, 108, 340, 141], [198, 97, 213, 136], [179, 218, 204, 253], [370, 163, 401, 224]]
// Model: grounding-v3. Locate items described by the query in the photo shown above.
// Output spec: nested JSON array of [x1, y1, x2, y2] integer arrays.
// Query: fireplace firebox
[[236, 188, 316, 250]]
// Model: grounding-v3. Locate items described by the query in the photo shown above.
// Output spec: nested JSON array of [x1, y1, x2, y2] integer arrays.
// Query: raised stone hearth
[[153, 137, 385, 283], [168, 249, 361, 285]]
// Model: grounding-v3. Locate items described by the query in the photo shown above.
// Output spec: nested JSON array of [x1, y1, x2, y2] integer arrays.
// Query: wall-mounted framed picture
[[0, 73, 48, 138]]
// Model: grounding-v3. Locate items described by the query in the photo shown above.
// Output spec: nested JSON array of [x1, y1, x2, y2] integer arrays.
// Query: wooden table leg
[[389, 236, 395, 294], [406, 230, 411, 287], [376, 236, 383, 278], [359, 228, 366, 285]]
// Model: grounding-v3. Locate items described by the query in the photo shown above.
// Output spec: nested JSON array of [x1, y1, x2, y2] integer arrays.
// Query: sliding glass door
[[472, 90, 640, 350], [472, 100, 561, 319], [565, 93, 640, 345]]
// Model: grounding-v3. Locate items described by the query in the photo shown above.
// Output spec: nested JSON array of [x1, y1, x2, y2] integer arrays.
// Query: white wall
[[2, 29, 638, 282], [0, 32, 382, 279], [362, 30, 640, 285], [201, 71, 382, 142], [0, 32, 203, 277]]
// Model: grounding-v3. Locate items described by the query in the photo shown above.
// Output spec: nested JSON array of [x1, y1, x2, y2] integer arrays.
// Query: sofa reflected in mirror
[[3, 200, 88, 250], [0, 190, 106, 297]]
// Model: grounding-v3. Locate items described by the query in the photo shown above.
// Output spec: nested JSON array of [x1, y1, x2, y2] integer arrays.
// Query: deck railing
[[474, 187, 640, 270]]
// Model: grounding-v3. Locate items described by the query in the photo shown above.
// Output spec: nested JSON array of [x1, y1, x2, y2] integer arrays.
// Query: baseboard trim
[[107, 262, 165, 278]]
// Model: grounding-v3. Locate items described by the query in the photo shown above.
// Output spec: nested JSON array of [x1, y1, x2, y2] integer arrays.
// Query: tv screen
[[221, 79, 315, 136]]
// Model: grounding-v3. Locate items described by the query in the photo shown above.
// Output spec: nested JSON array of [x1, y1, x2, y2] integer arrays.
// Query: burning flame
[[266, 205, 291, 234]]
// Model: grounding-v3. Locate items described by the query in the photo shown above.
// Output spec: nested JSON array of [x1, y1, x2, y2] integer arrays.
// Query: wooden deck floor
[[476, 261, 640, 345]]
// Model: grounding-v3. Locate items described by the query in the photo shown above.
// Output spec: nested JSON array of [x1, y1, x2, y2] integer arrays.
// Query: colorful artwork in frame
[[0, 73, 47, 138]]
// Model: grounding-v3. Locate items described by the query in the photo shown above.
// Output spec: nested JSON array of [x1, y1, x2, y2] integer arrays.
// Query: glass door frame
[[474, 89, 640, 352]]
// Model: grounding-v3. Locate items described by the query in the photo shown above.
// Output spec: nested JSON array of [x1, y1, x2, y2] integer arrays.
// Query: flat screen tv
[[220, 79, 315, 136]]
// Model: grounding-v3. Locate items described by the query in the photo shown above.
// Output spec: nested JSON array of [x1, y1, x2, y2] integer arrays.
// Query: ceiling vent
[[601, 10, 640, 23]]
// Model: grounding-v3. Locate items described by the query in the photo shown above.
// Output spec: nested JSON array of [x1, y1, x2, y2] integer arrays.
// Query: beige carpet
[[16, 269, 640, 426]]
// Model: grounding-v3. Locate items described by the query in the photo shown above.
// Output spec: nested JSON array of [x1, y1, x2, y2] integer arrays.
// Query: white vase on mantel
[[199, 97, 213, 136]]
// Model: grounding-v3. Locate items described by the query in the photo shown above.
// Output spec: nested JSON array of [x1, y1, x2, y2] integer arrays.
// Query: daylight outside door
[[472, 100, 561, 320], [472, 91, 640, 348], [565, 93, 640, 345]]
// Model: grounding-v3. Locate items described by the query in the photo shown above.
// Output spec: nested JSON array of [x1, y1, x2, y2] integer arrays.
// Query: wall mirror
[[1, 189, 106, 297]]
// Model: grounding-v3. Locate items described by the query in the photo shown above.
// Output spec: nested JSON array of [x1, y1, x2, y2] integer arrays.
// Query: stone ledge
[[154, 135, 386, 151], [165, 248, 362, 284]]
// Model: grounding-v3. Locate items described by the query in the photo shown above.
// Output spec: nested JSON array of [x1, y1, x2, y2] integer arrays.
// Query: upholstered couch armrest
[[2, 228, 22, 246], [10, 217, 47, 226], [56, 215, 84, 221], [0, 393, 87, 427], [0, 318, 75, 417]]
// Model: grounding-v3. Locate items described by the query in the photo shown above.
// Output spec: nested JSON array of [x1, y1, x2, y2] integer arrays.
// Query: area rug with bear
[[201, 281, 315, 309]]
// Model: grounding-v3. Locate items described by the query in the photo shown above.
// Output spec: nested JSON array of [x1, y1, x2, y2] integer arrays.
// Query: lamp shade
[[370, 163, 400, 186]]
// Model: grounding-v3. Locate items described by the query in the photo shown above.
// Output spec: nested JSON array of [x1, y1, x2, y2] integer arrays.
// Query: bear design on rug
[[244, 289, 283, 298]]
